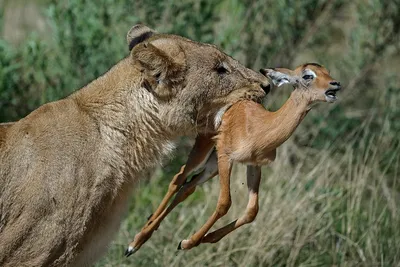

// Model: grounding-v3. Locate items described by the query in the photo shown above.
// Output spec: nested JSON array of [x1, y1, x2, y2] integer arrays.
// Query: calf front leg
[[201, 165, 261, 244], [178, 153, 232, 250], [126, 143, 217, 256], [147, 134, 215, 223]]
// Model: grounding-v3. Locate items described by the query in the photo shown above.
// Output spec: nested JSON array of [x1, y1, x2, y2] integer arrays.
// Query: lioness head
[[127, 24, 270, 134]]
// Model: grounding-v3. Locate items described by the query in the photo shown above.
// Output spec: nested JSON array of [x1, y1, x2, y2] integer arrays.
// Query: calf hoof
[[124, 246, 137, 257]]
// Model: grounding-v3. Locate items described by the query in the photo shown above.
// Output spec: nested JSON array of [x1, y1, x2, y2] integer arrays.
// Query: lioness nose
[[260, 83, 271, 94]]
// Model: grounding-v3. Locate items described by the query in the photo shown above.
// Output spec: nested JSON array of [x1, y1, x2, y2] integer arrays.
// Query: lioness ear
[[127, 24, 156, 51], [261, 68, 298, 87], [132, 42, 185, 99]]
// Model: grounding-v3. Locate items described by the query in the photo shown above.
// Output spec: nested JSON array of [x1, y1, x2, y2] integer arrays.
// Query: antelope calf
[[127, 63, 341, 254]]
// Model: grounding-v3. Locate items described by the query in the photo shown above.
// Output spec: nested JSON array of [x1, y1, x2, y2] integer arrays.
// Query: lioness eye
[[302, 74, 314, 80], [216, 63, 229, 74]]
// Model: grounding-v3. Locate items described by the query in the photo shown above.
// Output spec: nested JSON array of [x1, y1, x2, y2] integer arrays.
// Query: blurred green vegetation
[[1, 0, 399, 266]]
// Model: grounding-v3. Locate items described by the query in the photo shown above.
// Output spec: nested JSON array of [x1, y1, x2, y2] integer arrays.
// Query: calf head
[[261, 63, 341, 104]]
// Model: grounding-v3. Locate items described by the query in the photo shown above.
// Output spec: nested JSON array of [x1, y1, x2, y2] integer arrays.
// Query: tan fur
[[0, 122, 13, 147], [0, 24, 269, 267], [129, 64, 341, 252]]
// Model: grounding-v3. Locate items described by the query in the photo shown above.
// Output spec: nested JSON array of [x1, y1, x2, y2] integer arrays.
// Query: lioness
[[0, 25, 269, 266]]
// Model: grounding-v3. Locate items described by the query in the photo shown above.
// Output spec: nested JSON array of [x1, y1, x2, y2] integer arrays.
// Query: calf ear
[[261, 68, 298, 87], [127, 24, 156, 51]]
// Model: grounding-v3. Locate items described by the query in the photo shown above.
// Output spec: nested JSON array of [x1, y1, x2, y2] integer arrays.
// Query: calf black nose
[[260, 83, 271, 94], [330, 81, 341, 87]]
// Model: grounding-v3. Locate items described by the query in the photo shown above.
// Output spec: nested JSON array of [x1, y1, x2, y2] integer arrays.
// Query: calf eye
[[302, 74, 314, 80]]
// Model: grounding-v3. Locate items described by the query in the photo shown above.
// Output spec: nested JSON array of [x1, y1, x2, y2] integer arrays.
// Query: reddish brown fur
[[217, 64, 335, 165]]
